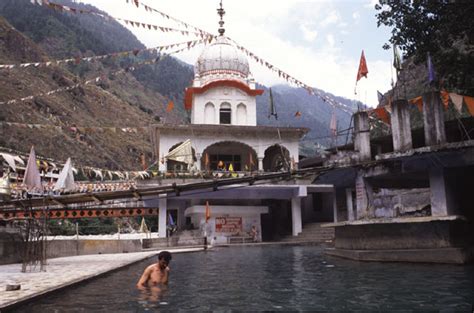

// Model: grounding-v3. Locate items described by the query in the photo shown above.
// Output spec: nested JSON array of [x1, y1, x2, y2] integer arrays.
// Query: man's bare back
[[137, 251, 172, 288]]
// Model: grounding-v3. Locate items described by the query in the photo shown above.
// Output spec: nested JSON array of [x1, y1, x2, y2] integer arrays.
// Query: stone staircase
[[279, 222, 335, 245]]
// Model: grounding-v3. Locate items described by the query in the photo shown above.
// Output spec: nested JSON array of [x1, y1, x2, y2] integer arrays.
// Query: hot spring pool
[[14, 245, 474, 311]]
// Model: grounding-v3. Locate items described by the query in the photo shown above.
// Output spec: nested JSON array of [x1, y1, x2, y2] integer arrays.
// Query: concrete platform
[[325, 247, 474, 264], [0, 247, 204, 311]]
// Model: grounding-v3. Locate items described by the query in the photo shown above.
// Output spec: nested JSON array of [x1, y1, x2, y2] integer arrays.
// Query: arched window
[[204, 102, 215, 124], [220, 102, 231, 125], [236, 103, 247, 125]]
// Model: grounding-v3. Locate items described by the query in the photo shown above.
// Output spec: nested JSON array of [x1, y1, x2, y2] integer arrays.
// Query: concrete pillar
[[422, 91, 446, 146], [158, 196, 167, 238], [391, 99, 413, 151], [354, 111, 371, 161], [355, 173, 374, 219], [258, 157, 264, 172], [429, 168, 457, 216], [332, 191, 338, 223], [333, 188, 348, 223], [195, 153, 202, 171], [291, 197, 302, 236], [346, 188, 355, 221]]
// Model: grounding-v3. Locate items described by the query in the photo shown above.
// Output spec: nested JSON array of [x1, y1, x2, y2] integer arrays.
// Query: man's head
[[158, 251, 172, 269]]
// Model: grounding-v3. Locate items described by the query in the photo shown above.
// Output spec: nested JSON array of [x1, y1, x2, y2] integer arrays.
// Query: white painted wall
[[191, 86, 257, 126], [158, 132, 300, 172], [185, 205, 267, 244]]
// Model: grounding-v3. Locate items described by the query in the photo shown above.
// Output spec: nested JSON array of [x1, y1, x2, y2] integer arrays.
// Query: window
[[220, 103, 231, 124], [204, 102, 215, 124], [236, 103, 247, 125]]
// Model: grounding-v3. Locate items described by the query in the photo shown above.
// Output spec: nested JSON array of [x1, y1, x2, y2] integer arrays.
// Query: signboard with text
[[215, 217, 242, 234]]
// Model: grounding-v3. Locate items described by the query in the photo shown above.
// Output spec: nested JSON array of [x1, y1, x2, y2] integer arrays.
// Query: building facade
[[145, 16, 335, 244]]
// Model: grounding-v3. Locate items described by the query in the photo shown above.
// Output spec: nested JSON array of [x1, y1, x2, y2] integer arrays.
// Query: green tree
[[375, 1, 474, 95]]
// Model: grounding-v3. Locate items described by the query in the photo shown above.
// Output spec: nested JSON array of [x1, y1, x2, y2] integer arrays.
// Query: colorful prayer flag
[[54, 158, 76, 192], [410, 96, 423, 112], [23, 146, 42, 191], [449, 93, 463, 113], [166, 100, 174, 112], [205, 201, 211, 222], [440, 90, 450, 109], [204, 152, 210, 169], [356, 50, 369, 82], [373, 107, 391, 124], [464, 96, 474, 116], [427, 52, 436, 85]]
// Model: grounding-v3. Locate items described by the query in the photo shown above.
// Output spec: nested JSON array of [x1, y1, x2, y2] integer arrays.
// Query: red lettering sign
[[215, 217, 242, 234]]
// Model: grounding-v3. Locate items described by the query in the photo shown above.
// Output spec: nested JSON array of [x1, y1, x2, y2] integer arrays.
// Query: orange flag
[[409, 96, 423, 112], [464, 96, 474, 116], [205, 201, 211, 222], [356, 50, 369, 82], [166, 100, 174, 112], [204, 152, 210, 169], [440, 90, 450, 109], [373, 107, 390, 124]]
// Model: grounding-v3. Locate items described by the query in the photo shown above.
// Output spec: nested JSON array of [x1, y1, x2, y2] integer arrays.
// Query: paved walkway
[[0, 248, 204, 310]]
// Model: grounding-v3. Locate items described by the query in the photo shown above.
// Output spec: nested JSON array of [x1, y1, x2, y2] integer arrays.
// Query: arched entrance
[[263, 144, 290, 172], [202, 141, 257, 171]]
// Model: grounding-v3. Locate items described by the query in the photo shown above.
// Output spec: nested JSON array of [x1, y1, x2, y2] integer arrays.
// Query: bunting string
[[0, 145, 152, 181], [226, 37, 356, 115], [29, 0, 356, 116], [118, 18, 213, 39], [0, 40, 206, 105], [30, 0, 214, 41], [124, 0, 214, 37], [0, 122, 151, 134], [0, 37, 210, 70], [368, 91, 474, 124]]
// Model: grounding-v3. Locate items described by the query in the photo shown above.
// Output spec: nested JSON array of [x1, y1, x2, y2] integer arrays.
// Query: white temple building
[[154, 34, 307, 174], [145, 4, 335, 244]]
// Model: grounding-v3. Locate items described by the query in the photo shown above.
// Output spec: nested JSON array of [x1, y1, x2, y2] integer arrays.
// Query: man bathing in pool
[[137, 251, 172, 288]]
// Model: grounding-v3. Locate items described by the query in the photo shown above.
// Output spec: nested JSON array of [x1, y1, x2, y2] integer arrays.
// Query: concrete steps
[[279, 222, 335, 244]]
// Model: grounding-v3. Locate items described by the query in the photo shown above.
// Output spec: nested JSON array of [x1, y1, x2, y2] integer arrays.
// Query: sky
[[78, 0, 393, 107]]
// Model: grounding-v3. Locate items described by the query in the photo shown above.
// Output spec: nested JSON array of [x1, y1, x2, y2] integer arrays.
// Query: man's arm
[[162, 266, 170, 285], [136, 266, 152, 288]]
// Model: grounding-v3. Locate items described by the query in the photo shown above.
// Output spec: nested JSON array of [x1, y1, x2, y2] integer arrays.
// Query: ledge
[[321, 215, 466, 228], [376, 140, 474, 161]]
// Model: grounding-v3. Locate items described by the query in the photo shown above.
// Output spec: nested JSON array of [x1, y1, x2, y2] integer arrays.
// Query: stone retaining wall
[[0, 235, 142, 265]]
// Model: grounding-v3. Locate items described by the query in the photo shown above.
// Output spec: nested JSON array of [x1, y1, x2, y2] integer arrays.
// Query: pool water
[[16, 246, 474, 311]]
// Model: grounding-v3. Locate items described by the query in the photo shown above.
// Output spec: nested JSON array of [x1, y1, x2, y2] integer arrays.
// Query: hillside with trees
[[0, 0, 363, 170]]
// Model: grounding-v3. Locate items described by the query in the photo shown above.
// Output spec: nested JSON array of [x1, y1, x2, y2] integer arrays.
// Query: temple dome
[[195, 36, 250, 79]]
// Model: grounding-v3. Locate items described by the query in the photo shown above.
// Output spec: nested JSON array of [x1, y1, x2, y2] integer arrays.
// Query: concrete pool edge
[[0, 247, 205, 312], [324, 247, 474, 264]]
